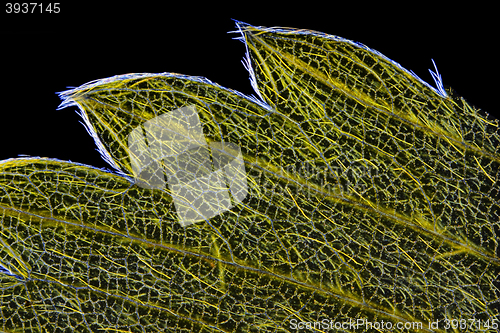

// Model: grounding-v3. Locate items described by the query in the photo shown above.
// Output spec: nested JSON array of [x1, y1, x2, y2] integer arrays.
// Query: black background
[[1, 2, 497, 171]]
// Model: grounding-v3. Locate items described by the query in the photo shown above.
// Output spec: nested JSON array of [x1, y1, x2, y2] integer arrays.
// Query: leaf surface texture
[[1, 23, 499, 332]]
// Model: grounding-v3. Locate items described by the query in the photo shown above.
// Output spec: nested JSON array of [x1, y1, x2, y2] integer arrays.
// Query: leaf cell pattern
[[0, 22, 499, 332]]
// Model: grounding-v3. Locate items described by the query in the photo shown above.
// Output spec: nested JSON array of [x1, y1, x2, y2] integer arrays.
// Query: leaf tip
[[230, 21, 270, 109], [56, 87, 80, 111], [428, 59, 448, 98]]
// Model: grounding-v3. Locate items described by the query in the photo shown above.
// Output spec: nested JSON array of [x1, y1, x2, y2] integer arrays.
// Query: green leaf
[[1, 22, 499, 332]]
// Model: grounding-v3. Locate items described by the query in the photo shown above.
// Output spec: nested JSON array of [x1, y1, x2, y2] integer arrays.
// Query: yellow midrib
[[247, 32, 500, 164], [62, 93, 500, 266], [0, 203, 440, 331], [241, 153, 499, 265]]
